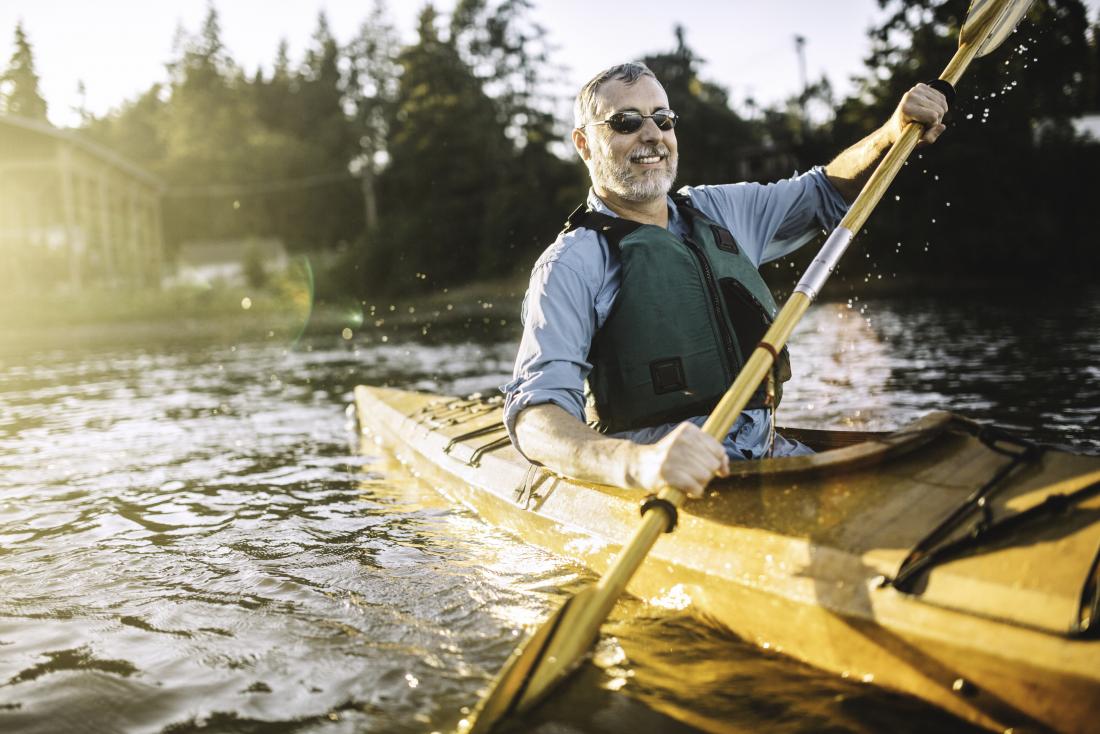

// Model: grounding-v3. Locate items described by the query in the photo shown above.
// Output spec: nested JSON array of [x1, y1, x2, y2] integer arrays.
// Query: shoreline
[[2, 270, 1093, 355]]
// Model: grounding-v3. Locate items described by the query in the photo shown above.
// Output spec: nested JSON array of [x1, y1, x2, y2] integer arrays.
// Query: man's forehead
[[594, 76, 669, 115]]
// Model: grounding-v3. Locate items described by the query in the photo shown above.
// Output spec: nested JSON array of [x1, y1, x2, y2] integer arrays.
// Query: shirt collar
[[586, 188, 687, 234]]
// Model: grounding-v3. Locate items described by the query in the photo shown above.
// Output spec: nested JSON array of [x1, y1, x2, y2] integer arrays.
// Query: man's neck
[[594, 186, 668, 228]]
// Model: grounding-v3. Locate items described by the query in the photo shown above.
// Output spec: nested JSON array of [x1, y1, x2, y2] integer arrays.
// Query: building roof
[[0, 113, 164, 191]]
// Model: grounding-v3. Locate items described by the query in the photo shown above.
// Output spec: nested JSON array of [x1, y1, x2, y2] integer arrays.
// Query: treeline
[[826, 0, 1100, 281], [3, 0, 1099, 296], [91, 0, 585, 296]]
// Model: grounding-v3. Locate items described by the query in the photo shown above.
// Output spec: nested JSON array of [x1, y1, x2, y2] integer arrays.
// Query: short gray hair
[[573, 62, 659, 129]]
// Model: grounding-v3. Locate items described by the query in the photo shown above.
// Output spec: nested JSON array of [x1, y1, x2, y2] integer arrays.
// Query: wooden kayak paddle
[[463, 1, 1036, 730]]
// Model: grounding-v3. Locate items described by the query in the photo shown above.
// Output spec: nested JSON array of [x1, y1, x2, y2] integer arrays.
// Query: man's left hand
[[888, 83, 949, 146]]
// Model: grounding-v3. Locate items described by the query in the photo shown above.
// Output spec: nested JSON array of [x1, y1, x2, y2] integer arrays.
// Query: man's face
[[575, 76, 678, 203]]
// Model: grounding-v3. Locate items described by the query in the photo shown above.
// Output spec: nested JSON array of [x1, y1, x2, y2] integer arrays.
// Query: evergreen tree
[[81, 84, 168, 169], [1, 21, 49, 121], [252, 39, 296, 130], [159, 5, 253, 243], [447, 0, 584, 279], [343, 0, 401, 293], [372, 5, 511, 291], [829, 0, 1099, 279], [450, 0, 560, 147], [287, 12, 361, 249]]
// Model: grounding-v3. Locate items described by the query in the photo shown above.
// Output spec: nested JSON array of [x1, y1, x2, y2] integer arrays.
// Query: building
[[0, 114, 164, 291]]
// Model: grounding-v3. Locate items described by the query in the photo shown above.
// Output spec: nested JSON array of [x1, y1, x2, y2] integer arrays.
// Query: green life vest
[[567, 194, 792, 434]]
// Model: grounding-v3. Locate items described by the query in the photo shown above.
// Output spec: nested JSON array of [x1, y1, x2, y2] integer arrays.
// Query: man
[[502, 62, 948, 499]]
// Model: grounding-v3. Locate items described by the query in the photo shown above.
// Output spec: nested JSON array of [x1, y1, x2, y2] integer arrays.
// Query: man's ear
[[572, 127, 592, 162]]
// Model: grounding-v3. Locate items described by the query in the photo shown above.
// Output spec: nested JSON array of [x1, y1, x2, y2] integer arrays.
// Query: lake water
[[1, 288, 1098, 734]]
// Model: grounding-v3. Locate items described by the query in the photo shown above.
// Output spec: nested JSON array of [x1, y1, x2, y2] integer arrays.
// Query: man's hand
[[626, 422, 730, 499], [826, 82, 951, 200], [886, 83, 949, 147]]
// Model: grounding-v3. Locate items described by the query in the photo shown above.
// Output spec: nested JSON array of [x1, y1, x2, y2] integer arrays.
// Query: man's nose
[[638, 118, 662, 142]]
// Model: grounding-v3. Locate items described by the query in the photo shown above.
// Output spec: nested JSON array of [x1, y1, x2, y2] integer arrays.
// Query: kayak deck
[[354, 385, 1100, 734]]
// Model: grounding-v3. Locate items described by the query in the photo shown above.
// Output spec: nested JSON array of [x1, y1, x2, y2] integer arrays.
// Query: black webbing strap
[[893, 479, 1100, 639], [926, 79, 956, 107], [1073, 541, 1100, 639], [891, 424, 1045, 592], [561, 204, 643, 250], [641, 494, 678, 533]]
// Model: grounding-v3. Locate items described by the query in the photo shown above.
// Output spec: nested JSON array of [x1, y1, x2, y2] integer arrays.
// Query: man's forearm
[[513, 403, 635, 487], [824, 125, 893, 202], [825, 83, 950, 202]]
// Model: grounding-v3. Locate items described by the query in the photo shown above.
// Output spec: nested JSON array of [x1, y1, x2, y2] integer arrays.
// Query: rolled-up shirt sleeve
[[501, 240, 603, 455], [685, 165, 848, 267]]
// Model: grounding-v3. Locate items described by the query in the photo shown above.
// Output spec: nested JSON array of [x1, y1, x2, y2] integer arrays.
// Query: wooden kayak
[[353, 385, 1100, 734]]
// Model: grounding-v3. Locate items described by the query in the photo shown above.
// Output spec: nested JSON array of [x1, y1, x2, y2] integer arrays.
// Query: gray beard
[[591, 147, 678, 203]]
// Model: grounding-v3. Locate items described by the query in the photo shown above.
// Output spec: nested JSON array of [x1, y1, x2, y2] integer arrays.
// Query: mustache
[[629, 144, 671, 159]]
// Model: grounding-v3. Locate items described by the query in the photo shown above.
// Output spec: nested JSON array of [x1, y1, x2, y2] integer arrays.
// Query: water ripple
[[1, 292, 1096, 732]]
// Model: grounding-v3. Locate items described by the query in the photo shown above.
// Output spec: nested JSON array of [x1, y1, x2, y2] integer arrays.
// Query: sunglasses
[[583, 109, 679, 135]]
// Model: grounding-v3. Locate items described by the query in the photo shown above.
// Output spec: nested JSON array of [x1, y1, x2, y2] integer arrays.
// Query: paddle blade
[[961, 0, 1034, 56], [464, 586, 603, 733]]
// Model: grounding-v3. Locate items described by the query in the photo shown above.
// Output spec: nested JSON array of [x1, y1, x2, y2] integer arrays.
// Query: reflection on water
[[782, 292, 1100, 451], [0, 289, 1096, 733]]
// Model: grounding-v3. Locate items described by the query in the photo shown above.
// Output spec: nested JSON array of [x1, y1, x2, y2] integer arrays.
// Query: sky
[[2, 0, 1099, 128]]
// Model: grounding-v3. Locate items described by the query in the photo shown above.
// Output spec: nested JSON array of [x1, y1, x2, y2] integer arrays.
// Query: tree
[[447, 0, 584, 281], [1, 21, 49, 121], [1087, 13, 1100, 110], [81, 84, 168, 169], [371, 5, 512, 291], [827, 0, 1099, 279], [346, 0, 401, 236], [285, 12, 361, 249], [450, 0, 561, 148]]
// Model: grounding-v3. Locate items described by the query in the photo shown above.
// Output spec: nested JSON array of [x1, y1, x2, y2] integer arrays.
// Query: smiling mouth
[[630, 147, 669, 164]]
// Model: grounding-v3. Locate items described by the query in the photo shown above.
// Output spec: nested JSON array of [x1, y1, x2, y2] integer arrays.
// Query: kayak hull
[[354, 385, 1100, 734]]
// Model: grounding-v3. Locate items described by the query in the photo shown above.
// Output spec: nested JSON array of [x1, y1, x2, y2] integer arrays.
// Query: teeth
[[635, 156, 660, 163]]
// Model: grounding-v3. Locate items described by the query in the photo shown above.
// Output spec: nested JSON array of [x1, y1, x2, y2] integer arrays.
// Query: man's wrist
[[615, 438, 642, 489]]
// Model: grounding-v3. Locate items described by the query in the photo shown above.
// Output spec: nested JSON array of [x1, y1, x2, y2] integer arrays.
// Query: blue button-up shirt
[[501, 166, 849, 461]]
